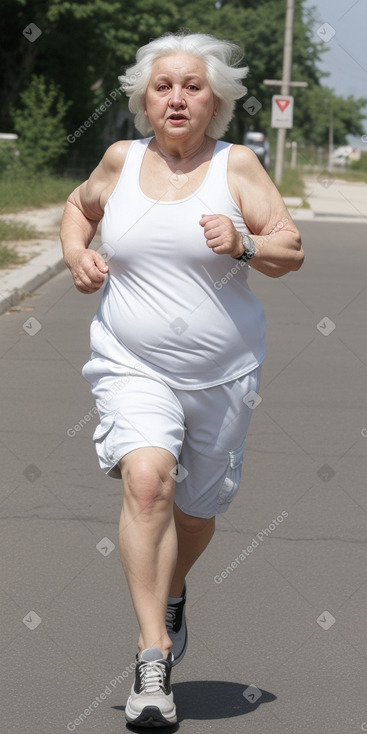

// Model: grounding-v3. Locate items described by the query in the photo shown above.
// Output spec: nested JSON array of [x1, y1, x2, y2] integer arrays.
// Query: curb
[[0, 244, 66, 315]]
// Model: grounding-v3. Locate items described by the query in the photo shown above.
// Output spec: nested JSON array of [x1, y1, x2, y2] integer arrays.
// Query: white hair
[[118, 32, 248, 139]]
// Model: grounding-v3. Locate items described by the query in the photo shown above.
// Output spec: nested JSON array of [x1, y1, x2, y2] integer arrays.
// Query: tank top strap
[[200, 140, 232, 199], [119, 137, 152, 188]]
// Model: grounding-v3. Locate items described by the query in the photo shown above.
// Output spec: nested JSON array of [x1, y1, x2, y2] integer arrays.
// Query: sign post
[[263, 0, 307, 185]]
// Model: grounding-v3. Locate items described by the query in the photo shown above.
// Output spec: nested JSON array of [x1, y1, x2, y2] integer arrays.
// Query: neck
[[152, 133, 211, 163]]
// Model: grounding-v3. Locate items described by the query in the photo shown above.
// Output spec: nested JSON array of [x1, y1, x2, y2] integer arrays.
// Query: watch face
[[242, 234, 255, 253], [242, 235, 251, 250]]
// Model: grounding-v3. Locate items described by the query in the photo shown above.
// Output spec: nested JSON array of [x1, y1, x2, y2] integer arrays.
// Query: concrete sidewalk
[[0, 205, 66, 315], [304, 175, 367, 220]]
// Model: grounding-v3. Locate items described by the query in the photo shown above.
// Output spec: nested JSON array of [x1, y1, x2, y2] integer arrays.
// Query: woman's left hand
[[200, 214, 243, 259]]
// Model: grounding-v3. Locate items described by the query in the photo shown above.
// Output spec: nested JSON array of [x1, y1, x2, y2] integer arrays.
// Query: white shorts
[[82, 355, 262, 519]]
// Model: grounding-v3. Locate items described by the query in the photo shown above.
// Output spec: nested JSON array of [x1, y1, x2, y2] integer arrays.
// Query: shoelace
[[140, 660, 166, 694], [165, 603, 178, 633]]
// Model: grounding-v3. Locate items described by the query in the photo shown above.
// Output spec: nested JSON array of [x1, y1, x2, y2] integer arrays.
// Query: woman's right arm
[[60, 141, 129, 293]]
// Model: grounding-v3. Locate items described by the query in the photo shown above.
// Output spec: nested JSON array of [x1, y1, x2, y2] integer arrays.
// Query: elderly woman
[[61, 32, 303, 727]]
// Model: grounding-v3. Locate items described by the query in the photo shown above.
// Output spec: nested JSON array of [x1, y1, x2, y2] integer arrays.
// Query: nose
[[169, 85, 186, 109]]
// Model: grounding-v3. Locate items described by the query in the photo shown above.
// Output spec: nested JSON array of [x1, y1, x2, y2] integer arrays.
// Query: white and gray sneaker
[[125, 648, 177, 727], [165, 584, 188, 667]]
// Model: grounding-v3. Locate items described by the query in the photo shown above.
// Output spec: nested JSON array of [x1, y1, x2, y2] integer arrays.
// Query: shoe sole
[[125, 704, 177, 727]]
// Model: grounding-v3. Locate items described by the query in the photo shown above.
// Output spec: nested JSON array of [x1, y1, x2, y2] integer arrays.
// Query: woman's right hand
[[67, 249, 109, 294]]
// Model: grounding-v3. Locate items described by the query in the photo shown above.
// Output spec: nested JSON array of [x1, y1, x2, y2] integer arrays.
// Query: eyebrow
[[154, 73, 202, 81]]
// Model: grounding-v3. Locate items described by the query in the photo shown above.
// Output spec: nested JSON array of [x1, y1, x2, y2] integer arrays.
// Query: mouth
[[168, 113, 188, 122]]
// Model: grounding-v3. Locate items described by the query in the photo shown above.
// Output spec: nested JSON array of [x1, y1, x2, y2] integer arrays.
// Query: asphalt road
[[1, 220, 367, 734]]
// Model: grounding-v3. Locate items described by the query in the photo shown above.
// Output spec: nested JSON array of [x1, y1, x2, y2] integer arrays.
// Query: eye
[[187, 84, 199, 91], [157, 83, 170, 91]]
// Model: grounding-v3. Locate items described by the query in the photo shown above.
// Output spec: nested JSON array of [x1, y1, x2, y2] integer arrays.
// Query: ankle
[[168, 580, 185, 598], [138, 632, 172, 659]]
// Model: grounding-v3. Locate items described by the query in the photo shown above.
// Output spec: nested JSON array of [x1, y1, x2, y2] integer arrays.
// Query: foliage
[[334, 170, 367, 183], [0, 140, 19, 174], [0, 0, 366, 171], [0, 245, 21, 267], [350, 151, 367, 171], [0, 218, 40, 268], [291, 87, 367, 147], [268, 165, 306, 198], [0, 219, 40, 241], [0, 175, 81, 213], [11, 75, 71, 173]]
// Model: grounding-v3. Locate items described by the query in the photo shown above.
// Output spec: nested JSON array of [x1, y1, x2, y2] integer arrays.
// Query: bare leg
[[118, 447, 177, 659], [169, 504, 215, 598]]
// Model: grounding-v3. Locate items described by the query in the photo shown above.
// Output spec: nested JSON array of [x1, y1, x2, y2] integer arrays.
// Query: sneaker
[[125, 648, 177, 727], [165, 584, 188, 667]]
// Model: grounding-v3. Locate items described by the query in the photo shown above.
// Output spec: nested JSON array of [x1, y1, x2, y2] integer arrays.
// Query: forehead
[[150, 53, 207, 79]]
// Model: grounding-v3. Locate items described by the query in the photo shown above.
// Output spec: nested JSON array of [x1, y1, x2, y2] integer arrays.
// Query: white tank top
[[90, 137, 266, 389]]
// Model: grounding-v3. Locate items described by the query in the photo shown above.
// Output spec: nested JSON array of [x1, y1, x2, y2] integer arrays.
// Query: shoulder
[[227, 143, 276, 207], [226, 143, 291, 234], [87, 140, 136, 212], [99, 139, 134, 175], [70, 140, 135, 219], [228, 143, 265, 178]]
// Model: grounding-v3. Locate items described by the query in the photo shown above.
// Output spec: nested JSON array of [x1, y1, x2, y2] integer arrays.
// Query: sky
[[303, 0, 367, 140], [303, 0, 367, 99]]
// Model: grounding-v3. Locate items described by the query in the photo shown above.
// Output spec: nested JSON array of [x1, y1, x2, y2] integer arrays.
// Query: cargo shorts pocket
[[216, 440, 246, 506], [93, 412, 117, 465]]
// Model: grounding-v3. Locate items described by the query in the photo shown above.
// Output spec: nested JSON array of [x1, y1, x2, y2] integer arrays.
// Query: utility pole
[[328, 104, 334, 171], [275, 0, 294, 184], [263, 0, 307, 185]]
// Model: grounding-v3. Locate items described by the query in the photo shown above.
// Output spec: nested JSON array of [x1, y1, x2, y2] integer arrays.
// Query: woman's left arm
[[201, 144, 304, 278]]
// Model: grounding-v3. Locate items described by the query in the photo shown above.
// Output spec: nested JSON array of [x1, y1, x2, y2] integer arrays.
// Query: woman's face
[[144, 53, 218, 140]]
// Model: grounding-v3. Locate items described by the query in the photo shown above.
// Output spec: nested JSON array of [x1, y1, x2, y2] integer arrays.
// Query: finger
[[94, 252, 109, 273], [199, 213, 217, 226], [84, 259, 108, 282], [74, 269, 105, 290], [204, 225, 223, 242], [207, 239, 226, 251], [206, 236, 220, 249], [76, 279, 102, 294]]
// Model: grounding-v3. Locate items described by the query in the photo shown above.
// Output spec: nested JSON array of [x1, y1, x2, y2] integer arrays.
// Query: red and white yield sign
[[271, 95, 294, 128]]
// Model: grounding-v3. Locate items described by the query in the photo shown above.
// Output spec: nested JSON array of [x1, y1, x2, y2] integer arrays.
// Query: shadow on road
[[115, 680, 276, 729]]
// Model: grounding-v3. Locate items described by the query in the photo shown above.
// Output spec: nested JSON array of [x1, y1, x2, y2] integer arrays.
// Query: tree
[[12, 75, 70, 173], [1, 0, 365, 171]]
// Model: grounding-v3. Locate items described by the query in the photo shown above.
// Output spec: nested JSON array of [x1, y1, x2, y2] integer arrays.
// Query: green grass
[[0, 219, 40, 268], [0, 245, 22, 267], [0, 219, 40, 241], [0, 174, 81, 213], [269, 166, 306, 198], [332, 169, 367, 183]]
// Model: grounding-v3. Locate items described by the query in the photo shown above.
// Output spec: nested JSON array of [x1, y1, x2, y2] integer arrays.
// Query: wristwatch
[[236, 233, 256, 263]]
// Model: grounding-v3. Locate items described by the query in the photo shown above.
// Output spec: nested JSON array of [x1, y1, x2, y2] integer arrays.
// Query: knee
[[121, 458, 174, 515], [175, 509, 215, 535]]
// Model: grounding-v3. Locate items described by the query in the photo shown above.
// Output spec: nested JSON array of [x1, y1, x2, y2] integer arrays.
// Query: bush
[[0, 140, 19, 175], [350, 151, 367, 172], [11, 75, 71, 175]]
